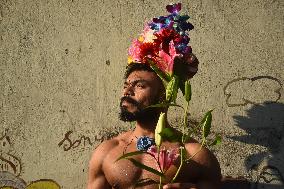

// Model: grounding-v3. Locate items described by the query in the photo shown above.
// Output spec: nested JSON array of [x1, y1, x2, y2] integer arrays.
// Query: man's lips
[[121, 100, 137, 109], [121, 100, 133, 106], [120, 96, 139, 107]]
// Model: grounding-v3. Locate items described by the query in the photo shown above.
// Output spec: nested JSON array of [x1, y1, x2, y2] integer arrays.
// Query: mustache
[[120, 96, 140, 107]]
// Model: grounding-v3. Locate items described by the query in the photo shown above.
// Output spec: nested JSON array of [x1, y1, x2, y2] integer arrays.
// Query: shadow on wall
[[231, 101, 284, 188]]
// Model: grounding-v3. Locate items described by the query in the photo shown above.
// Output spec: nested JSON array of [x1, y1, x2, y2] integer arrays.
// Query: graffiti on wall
[[250, 165, 284, 189], [224, 76, 282, 107], [0, 130, 22, 176], [58, 126, 128, 151], [0, 130, 61, 189], [58, 130, 94, 151], [224, 76, 284, 187]]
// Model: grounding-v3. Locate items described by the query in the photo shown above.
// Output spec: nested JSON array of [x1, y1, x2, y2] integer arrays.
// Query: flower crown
[[128, 3, 195, 80]]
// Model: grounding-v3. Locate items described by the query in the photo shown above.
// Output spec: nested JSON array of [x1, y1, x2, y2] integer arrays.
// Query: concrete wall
[[0, 0, 283, 188]]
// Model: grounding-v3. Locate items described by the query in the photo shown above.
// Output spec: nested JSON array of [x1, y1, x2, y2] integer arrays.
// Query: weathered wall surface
[[0, 0, 283, 188]]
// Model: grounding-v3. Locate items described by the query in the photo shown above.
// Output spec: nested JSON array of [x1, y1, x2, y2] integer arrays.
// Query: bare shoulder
[[185, 142, 220, 168], [184, 141, 222, 186], [89, 130, 132, 165]]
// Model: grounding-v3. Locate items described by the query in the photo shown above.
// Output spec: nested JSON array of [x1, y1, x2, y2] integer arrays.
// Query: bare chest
[[102, 143, 197, 189], [103, 149, 163, 188]]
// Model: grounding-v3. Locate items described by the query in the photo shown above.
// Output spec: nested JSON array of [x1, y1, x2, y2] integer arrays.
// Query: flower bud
[[155, 113, 166, 147], [184, 80, 191, 102], [166, 76, 179, 102]]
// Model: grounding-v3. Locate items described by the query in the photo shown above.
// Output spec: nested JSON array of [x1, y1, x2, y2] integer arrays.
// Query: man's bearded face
[[119, 96, 158, 122], [119, 70, 163, 123]]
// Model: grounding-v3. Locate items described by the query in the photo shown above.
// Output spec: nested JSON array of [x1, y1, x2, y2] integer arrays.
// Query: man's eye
[[136, 84, 145, 88]]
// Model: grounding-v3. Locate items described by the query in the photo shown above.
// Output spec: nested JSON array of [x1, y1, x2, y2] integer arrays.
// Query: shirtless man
[[87, 62, 222, 189]]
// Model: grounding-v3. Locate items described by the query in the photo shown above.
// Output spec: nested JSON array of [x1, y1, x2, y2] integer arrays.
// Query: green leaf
[[159, 127, 182, 142], [128, 158, 165, 178], [209, 135, 222, 146], [201, 110, 213, 138], [184, 80, 192, 102], [197, 110, 212, 128], [134, 178, 158, 187], [180, 15, 190, 21], [148, 60, 170, 86], [172, 76, 179, 103], [115, 151, 146, 162]]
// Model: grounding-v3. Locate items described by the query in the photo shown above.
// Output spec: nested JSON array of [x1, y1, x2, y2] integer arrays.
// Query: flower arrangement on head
[[118, 3, 220, 188], [128, 3, 198, 85]]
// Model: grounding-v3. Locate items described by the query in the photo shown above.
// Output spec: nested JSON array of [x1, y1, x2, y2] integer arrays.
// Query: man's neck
[[132, 121, 156, 138], [132, 119, 170, 138]]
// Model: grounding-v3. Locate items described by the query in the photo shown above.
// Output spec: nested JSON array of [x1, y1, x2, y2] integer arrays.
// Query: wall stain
[[0, 4, 3, 25]]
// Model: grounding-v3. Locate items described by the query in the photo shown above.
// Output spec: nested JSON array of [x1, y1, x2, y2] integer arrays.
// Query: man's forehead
[[125, 70, 158, 83]]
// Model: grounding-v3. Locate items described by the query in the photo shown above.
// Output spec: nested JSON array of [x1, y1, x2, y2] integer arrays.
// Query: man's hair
[[124, 63, 155, 79]]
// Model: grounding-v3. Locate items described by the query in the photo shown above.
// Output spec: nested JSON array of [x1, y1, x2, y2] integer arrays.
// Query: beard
[[119, 96, 160, 123]]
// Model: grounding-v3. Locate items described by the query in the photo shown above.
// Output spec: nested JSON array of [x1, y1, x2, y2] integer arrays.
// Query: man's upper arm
[[87, 141, 113, 189], [186, 143, 222, 189]]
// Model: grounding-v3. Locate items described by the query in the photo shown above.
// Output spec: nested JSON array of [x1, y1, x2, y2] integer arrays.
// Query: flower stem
[[159, 176, 163, 189], [171, 146, 185, 183], [171, 101, 190, 183], [182, 101, 190, 143], [157, 147, 163, 189]]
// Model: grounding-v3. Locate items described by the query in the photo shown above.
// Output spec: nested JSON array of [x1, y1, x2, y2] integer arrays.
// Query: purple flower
[[176, 43, 191, 54], [148, 3, 194, 34], [150, 16, 174, 31], [166, 3, 182, 14]]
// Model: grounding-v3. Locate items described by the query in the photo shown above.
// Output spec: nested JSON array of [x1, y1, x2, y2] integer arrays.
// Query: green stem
[[182, 101, 190, 143], [171, 101, 190, 183], [171, 147, 184, 183], [157, 147, 163, 189], [159, 176, 163, 189]]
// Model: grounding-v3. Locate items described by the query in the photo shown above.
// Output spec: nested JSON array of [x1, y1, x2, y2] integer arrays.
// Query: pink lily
[[147, 146, 179, 173], [156, 40, 181, 75]]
